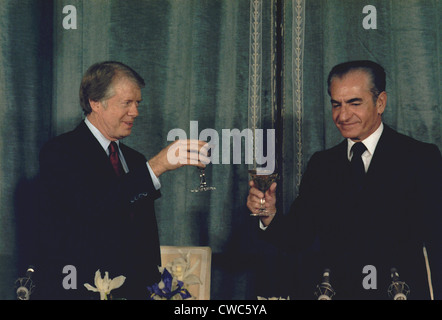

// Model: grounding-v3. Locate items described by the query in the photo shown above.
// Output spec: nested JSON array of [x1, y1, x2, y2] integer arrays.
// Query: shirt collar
[[347, 122, 383, 160], [84, 117, 119, 152]]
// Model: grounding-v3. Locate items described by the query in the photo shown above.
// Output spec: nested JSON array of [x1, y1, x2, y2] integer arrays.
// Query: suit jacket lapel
[[361, 125, 401, 203], [119, 143, 136, 172], [365, 125, 395, 179], [72, 121, 116, 176]]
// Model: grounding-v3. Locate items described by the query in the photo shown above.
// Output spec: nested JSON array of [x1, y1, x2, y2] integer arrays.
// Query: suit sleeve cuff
[[146, 161, 161, 190], [259, 220, 268, 231]]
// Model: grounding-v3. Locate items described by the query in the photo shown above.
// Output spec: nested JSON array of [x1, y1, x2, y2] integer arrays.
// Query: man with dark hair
[[326, 60, 386, 99], [247, 60, 441, 299], [34, 61, 208, 299]]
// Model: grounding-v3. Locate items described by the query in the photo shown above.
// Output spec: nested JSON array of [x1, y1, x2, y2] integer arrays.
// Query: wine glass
[[191, 167, 216, 192], [248, 169, 278, 216]]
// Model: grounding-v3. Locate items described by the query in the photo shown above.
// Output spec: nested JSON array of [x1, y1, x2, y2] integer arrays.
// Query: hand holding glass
[[248, 169, 278, 217], [190, 142, 215, 192]]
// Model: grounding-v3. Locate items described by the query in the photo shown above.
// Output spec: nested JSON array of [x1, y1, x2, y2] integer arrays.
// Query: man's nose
[[339, 104, 351, 121], [128, 103, 139, 117]]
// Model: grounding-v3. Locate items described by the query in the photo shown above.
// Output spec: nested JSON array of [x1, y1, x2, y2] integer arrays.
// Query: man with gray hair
[[34, 61, 207, 299]]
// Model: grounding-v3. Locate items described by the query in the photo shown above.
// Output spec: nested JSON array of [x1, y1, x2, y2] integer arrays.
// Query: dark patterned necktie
[[351, 142, 367, 190], [109, 141, 124, 176]]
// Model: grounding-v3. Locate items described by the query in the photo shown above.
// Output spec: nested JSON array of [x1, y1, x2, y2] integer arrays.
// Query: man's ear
[[89, 99, 101, 112], [376, 91, 387, 115]]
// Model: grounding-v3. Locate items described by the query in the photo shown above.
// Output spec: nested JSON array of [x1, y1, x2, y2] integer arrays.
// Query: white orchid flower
[[166, 250, 202, 286], [84, 270, 126, 300]]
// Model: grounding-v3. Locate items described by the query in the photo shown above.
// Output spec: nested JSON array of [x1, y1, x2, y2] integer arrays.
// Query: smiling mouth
[[123, 121, 134, 127], [339, 122, 358, 128]]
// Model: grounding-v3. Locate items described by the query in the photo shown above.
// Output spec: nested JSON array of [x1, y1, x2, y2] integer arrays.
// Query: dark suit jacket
[[263, 125, 442, 299], [34, 121, 162, 299]]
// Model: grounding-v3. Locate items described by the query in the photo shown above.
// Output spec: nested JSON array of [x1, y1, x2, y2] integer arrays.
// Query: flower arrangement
[[148, 250, 202, 300], [83, 250, 202, 300]]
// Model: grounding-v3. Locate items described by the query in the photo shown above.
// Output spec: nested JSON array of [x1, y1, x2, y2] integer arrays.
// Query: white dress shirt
[[347, 122, 383, 173], [84, 117, 161, 190]]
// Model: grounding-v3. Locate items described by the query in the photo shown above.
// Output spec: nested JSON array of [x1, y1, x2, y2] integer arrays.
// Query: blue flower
[[148, 268, 192, 300]]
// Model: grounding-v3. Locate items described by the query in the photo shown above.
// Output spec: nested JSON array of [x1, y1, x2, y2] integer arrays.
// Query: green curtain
[[0, 0, 440, 299]]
